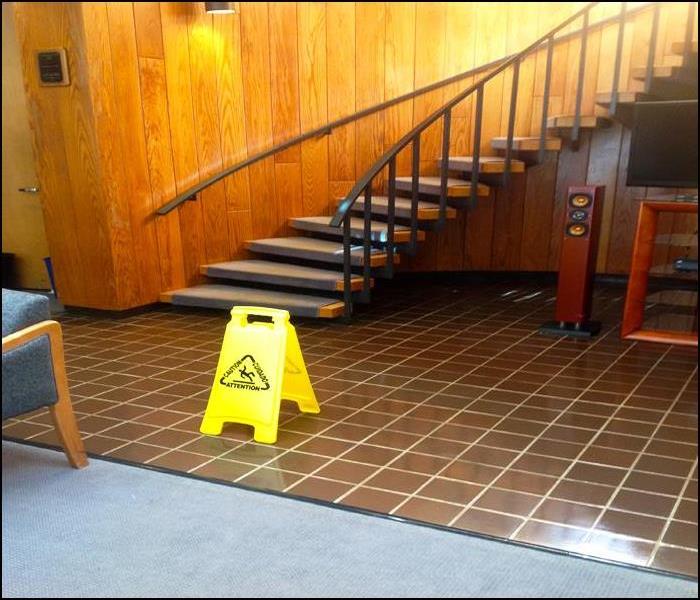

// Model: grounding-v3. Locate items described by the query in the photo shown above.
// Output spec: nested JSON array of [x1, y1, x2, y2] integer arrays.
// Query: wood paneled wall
[[12, 2, 698, 309]]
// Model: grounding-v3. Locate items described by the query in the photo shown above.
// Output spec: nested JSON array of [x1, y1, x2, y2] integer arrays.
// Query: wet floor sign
[[200, 306, 319, 444]]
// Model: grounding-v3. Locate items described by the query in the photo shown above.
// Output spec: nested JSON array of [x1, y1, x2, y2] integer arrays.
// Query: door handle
[[18, 187, 40, 193]]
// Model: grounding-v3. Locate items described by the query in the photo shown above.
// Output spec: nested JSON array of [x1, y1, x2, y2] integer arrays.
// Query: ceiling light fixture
[[205, 2, 235, 14]]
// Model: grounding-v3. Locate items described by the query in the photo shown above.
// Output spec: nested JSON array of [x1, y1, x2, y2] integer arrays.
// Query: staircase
[[159, 3, 698, 319]]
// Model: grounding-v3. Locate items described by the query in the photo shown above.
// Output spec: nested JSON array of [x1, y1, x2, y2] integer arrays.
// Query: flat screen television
[[627, 99, 698, 189]]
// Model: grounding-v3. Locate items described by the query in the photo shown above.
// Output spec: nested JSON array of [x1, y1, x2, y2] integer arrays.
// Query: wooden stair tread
[[491, 136, 562, 151], [671, 40, 698, 55], [630, 64, 695, 81], [161, 285, 345, 318], [350, 196, 457, 220], [595, 91, 651, 105], [247, 237, 396, 267], [394, 176, 490, 197], [444, 156, 526, 173], [546, 115, 612, 129], [201, 259, 366, 292], [290, 216, 426, 243]]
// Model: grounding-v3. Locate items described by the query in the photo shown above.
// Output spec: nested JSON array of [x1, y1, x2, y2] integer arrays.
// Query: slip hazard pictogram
[[220, 354, 270, 391]]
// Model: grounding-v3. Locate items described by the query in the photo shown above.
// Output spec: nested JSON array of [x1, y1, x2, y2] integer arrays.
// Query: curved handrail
[[156, 1, 659, 216], [330, 1, 602, 226], [156, 54, 511, 215]]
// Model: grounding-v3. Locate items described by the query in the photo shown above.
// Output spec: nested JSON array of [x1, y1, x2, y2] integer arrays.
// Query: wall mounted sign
[[36, 48, 69, 86]]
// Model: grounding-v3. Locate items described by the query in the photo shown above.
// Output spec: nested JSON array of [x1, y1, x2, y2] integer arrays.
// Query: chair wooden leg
[[46, 322, 88, 469]]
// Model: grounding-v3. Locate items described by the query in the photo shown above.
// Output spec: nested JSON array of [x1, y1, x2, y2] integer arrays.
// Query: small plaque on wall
[[36, 48, 69, 86]]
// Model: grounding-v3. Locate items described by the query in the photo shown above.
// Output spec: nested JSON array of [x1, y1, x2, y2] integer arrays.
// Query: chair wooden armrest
[[2, 320, 88, 468]]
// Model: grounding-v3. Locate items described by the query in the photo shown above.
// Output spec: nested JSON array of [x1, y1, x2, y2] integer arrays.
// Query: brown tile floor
[[3, 280, 698, 578]]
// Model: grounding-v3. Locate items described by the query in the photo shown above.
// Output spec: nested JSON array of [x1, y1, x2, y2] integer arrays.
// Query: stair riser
[[446, 160, 525, 174], [394, 191, 488, 206], [247, 242, 389, 268], [167, 295, 339, 318], [202, 266, 365, 292], [351, 206, 438, 220], [643, 78, 698, 101], [292, 226, 418, 244], [394, 182, 487, 198], [161, 287, 345, 319]]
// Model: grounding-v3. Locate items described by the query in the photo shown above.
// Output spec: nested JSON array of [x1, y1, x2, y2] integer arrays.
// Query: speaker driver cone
[[570, 194, 592, 208], [566, 223, 588, 237]]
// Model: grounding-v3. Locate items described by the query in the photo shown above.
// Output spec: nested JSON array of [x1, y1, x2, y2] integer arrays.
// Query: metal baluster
[[439, 110, 452, 229], [609, 2, 626, 117], [644, 4, 660, 94], [385, 157, 396, 278], [361, 185, 372, 303], [538, 36, 554, 165], [470, 86, 484, 209], [343, 214, 352, 319], [503, 59, 520, 186], [409, 134, 421, 254], [684, 2, 696, 66], [571, 8, 589, 149]]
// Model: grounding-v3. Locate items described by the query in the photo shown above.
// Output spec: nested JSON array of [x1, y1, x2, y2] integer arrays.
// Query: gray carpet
[[2, 442, 697, 598]]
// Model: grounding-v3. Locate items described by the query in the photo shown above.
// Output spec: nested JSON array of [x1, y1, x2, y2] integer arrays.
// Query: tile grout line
[[322, 300, 615, 505], [506, 344, 678, 545], [230, 295, 552, 485], [330, 331, 571, 505], [56, 286, 471, 464], [389, 325, 627, 520], [8, 288, 696, 575], [580, 364, 699, 567], [648, 455, 699, 563], [279, 296, 567, 494], [175, 288, 509, 475]]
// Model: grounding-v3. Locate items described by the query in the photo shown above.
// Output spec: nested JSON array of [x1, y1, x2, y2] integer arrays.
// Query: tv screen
[[627, 100, 698, 188]]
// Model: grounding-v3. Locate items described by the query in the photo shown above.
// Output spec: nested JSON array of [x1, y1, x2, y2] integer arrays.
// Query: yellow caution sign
[[200, 306, 319, 444]]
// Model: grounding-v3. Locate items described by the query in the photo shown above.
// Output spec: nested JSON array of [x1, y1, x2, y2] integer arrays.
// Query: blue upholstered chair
[[2, 289, 87, 468]]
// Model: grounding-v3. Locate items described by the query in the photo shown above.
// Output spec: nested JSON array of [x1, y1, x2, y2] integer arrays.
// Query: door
[[2, 2, 50, 290]]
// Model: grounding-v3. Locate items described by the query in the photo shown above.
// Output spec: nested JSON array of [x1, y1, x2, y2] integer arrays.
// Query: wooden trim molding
[[621, 200, 698, 347], [2, 320, 89, 468]]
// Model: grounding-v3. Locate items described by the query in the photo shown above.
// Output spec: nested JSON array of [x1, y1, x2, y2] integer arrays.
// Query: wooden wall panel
[[464, 190, 497, 271], [408, 2, 447, 271], [384, 2, 416, 175], [139, 57, 187, 290], [13, 2, 695, 310], [269, 3, 301, 164], [606, 128, 647, 274], [355, 2, 386, 193], [491, 173, 527, 271], [133, 2, 164, 59], [240, 2, 279, 239], [327, 3, 356, 186], [588, 124, 623, 273], [160, 2, 207, 285], [436, 1, 475, 274], [298, 2, 329, 216], [105, 3, 162, 302], [473, 4, 507, 155], [519, 153, 559, 271], [445, 2, 475, 156], [188, 8, 230, 263], [215, 12, 251, 215], [67, 2, 126, 307]]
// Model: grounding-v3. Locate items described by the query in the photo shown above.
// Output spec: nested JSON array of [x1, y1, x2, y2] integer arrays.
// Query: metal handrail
[[155, 1, 661, 216], [329, 1, 599, 228], [331, 1, 684, 319], [156, 55, 513, 216]]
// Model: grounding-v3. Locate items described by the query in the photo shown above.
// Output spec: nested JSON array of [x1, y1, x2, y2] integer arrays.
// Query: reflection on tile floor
[[3, 280, 697, 577]]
